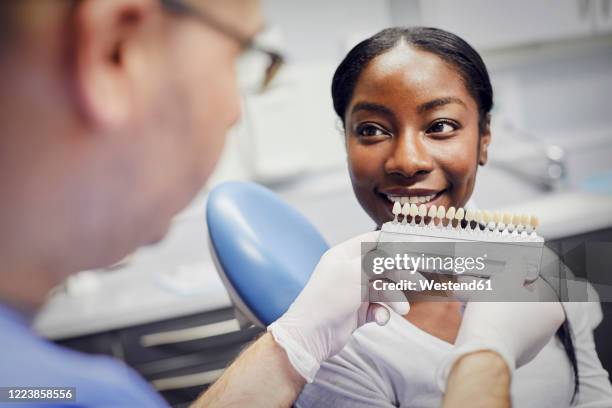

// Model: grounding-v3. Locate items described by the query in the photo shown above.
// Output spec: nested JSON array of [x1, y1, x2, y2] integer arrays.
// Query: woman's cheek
[[436, 141, 479, 206], [347, 144, 380, 186]]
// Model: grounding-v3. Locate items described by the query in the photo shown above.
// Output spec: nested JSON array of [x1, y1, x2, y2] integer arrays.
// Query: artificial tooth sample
[[401, 203, 410, 223], [502, 212, 512, 232], [493, 211, 501, 230], [418, 204, 427, 224], [409, 203, 419, 223], [455, 207, 465, 227], [512, 214, 522, 233], [392, 201, 402, 223], [520, 214, 530, 233], [381, 205, 543, 242], [427, 205, 437, 225], [474, 209, 483, 225], [445, 206, 456, 227], [530, 215, 539, 230], [436, 206, 446, 225], [465, 208, 474, 229], [482, 210, 495, 231], [381, 206, 543, 242], [527, 215, 539, 234]]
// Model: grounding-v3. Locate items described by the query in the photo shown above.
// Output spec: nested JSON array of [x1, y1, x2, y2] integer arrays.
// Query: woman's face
[[345, 45, 491, 228]]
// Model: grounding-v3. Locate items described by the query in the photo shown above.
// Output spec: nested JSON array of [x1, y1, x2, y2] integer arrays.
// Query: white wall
[[262, 0, 392, 64]]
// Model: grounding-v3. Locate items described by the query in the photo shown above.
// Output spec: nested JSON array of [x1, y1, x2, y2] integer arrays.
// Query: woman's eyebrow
[[350, 101, 395, 118], [417, 97, 466, 113]]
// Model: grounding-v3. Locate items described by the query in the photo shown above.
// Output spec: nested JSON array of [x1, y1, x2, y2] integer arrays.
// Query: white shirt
[[296, 302, 612, 407]]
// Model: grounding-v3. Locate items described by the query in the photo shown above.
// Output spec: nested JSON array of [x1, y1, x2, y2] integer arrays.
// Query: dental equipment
[[206, 181, 328, 327]]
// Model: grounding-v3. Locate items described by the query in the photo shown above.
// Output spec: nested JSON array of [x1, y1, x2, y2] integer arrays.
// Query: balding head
[[0, 0, 263, 308]]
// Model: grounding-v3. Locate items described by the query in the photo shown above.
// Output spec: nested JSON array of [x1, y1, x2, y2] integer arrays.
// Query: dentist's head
[[0, 0, 263, 308]]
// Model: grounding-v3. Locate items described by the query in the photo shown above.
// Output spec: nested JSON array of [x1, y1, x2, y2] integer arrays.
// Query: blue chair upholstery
[[206, 181, 329, 326]]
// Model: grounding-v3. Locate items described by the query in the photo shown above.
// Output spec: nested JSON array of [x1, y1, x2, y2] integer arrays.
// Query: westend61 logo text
[[372, 253, 487, 275]]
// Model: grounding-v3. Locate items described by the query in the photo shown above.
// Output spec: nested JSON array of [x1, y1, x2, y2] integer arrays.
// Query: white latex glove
[[436, 274, 565, 392], [268, 231, 410, 382]]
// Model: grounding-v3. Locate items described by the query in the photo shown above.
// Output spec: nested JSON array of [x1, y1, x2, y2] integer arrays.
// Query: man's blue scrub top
[[0, 305, 169, 407]]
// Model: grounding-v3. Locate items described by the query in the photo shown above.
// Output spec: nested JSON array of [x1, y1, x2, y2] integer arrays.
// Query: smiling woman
[[294, 27, 612, 408], [333, 27, 492, 228]]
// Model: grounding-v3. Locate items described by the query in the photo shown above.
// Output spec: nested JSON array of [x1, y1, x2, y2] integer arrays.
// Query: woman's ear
[[478, 113, 491, 166], [71, 0, 157, 131]]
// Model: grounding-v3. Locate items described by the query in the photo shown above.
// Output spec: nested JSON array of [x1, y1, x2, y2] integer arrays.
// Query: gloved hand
[[268, 231, 410, 382], [436, 274, 565, 392]]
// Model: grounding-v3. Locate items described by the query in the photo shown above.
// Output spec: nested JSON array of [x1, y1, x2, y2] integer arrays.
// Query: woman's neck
[[404, 301, 463, 344]]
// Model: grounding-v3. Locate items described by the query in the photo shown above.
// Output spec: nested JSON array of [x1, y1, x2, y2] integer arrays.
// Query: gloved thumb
[[385, 301, 410, 316], [366, 302, 410, 326]]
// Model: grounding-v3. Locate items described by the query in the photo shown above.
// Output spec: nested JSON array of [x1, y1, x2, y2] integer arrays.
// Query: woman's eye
[[356, 124, 389, 138], [426, 120, 458, 135]]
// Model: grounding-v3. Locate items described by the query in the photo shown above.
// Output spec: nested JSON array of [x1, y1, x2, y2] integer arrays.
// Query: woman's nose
[[384, 131, 434, 178]]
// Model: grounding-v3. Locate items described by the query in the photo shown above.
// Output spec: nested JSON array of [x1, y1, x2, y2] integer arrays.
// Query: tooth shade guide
[[381, 209, 543, 244], [384, 205, 543, 242]]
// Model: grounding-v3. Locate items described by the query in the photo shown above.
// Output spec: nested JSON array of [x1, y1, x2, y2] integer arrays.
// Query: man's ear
[[478, 113, 491, 166], [72, 0, 157, 130]]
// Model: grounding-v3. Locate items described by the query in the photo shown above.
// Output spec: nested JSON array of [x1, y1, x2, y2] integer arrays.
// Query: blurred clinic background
[[34, 1, 612, 406]]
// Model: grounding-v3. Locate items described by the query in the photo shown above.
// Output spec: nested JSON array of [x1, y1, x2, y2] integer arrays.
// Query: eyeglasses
[[160, 0, 284, 93]]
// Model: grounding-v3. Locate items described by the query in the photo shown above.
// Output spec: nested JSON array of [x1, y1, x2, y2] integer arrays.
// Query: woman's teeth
[[386, 194, 437, 204]]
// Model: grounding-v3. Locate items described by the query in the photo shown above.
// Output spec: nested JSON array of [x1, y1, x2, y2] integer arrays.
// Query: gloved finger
[[385, 301, 410, 315], [366, 303, 391, 326]]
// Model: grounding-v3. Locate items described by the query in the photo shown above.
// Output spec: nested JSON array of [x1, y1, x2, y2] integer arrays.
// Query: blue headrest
[[206, 181, 329, 326]]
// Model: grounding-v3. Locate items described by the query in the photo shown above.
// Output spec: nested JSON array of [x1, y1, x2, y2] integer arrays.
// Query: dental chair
[[206, 181, 328, 327]]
